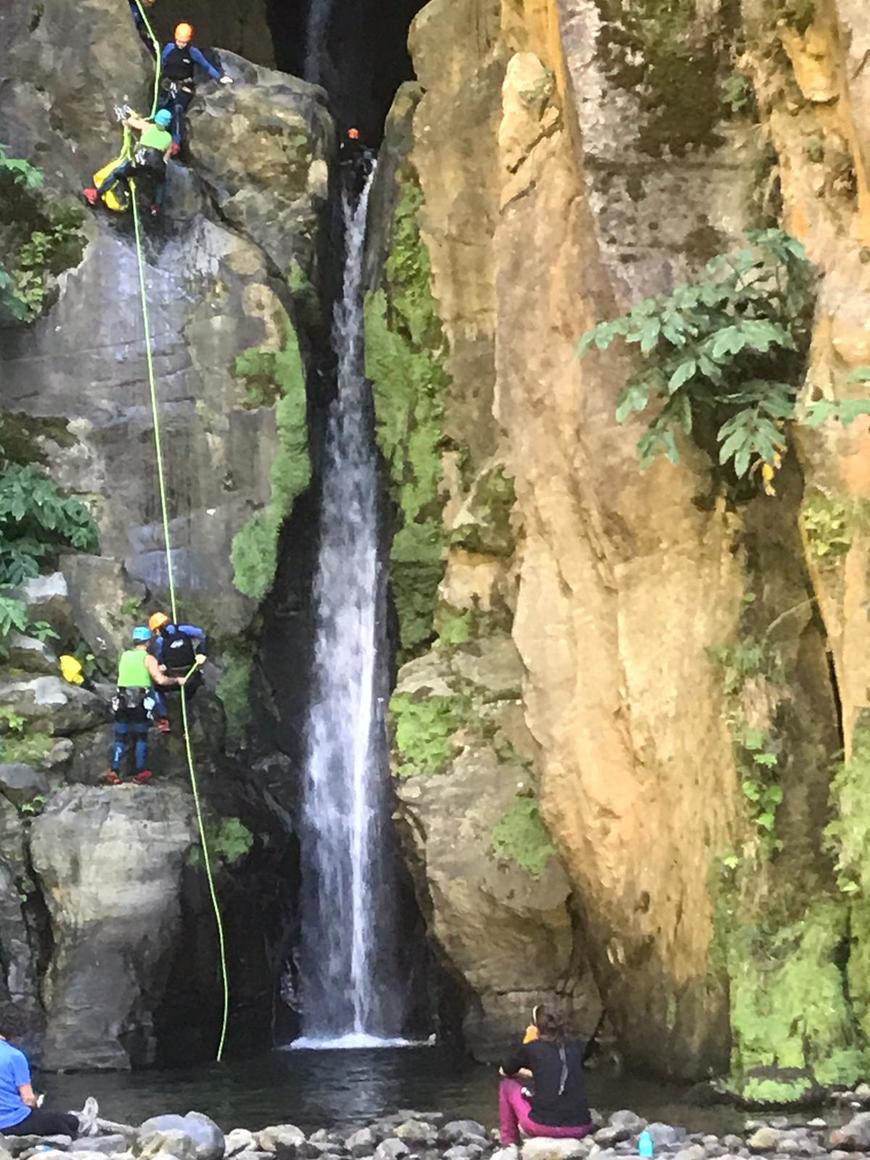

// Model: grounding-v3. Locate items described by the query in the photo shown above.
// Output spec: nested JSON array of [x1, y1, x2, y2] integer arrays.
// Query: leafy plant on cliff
[[0, 146, 85, 324], [0, 462, 99, 586], [391, 691, 468, 777], [578, 229, 816, 495]]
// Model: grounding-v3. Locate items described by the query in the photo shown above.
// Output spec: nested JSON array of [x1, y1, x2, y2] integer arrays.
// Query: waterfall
[[303, 0, 333, 86], [296, 172, 405, 1047]]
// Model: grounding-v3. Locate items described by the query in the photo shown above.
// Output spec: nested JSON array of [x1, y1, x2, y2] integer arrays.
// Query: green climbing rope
[[127, 71, 231, 1060]]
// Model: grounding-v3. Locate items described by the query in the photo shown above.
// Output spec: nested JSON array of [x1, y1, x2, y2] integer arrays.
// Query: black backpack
[[162, 628, 196, 674]]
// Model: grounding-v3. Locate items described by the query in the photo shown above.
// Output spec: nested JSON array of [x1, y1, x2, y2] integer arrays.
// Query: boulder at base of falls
[[30, 786, 195, 1069]]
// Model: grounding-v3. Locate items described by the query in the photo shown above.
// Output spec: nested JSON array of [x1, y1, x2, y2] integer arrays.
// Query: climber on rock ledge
[[159, 22, 234, 157], [107, 625, 185, 785], [147, 611, 209, 728], [84, 108, 174, 216]]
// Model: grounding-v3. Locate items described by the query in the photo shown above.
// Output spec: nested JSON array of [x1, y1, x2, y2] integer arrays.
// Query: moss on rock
[[188, 814, 254, 867], [491, 796, 557, 878], [230, 322, 311, 601], [215, 643, 254, 745], [391, 690, 468, 777], [365, 177, 452, 658], [728, 898, 868, 1089]]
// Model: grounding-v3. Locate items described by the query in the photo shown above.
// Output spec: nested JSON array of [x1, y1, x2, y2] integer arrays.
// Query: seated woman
[[0, 1012, 95, 1137], [498, 1005, 594, 1154]]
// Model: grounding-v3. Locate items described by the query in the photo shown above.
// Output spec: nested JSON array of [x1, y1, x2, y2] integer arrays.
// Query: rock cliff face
[[0, 0, 330, 1066], [366, 0, 870, 1087]]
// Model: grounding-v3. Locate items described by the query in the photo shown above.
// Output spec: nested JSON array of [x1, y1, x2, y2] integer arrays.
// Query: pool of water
[[39, 1046, 762, 1135]]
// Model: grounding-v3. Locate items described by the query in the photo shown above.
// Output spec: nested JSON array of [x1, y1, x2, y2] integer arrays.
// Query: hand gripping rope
[[128, 0, 231, 1062]]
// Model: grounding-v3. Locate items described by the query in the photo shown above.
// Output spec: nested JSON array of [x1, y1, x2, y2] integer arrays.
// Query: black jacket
[[502, 1039, 591, 1127]]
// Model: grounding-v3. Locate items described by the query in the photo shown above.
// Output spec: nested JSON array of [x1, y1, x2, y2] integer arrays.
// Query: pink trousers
[[498, 1078, 594, 1146]]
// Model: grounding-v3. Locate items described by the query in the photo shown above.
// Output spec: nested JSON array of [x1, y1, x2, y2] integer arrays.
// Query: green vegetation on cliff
[[365, 178, 451, 658], [579, 229, 816, 495], [188, 815, 254, 868], [215, 642, 254, 745], [0, 147, 85, 324], [728, 899, 867, 1087], [491, 796, 557, 878], [391, 691, 468, 777], [230, 324, 310, 601]]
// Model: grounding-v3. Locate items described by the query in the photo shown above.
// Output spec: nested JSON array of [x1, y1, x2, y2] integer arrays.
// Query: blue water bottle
[[638, 1131, 654, 1158]]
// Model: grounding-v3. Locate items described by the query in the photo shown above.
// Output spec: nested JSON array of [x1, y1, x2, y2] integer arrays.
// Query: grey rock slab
[[225, 1133, 256, 1158], [0, 762, 49, 805], [0, 676, 106, 734], [137, 1131, 197, 1160], [10, 574, 72, 636], [438, 1125, 489, 1147], [346, 1130, 376, 1158], [647, 1126, 685, 1150], [394, 1124, 436, 1148], [138, 1114, 223, 1160], [70, 1138, 128, 1155], [830, 1114, 870, 1151], [747, 1128, 781, 1153], [609, 1113, 646, 1134], [7, 633, 58, 675], [521, 1141, 590, 1160], [257, 1128, 306, 1155], [593, 1129, 630, 1148], [373, 1141, 409, 1160]]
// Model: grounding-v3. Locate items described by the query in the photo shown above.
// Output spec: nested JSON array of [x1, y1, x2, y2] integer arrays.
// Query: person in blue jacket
[[147, 611, 209, 730], [0, 1013, 94, 1137], [128, 0, 157, 55], [158, 22, 234, 154]]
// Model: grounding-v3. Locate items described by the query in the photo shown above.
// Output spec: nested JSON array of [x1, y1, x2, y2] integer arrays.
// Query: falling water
[[297, 172, 405, 1046], [303, 0, 333, 86]]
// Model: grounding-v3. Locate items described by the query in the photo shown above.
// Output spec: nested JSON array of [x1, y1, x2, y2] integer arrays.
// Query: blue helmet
[[154, 109, 172, 128], [132, 626, 151, 643]]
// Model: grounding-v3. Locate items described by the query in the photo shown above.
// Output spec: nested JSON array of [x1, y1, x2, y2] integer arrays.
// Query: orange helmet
[[347, 127, 360, 140], [148, 612, 170, 632], [174, 22, 194, 42]]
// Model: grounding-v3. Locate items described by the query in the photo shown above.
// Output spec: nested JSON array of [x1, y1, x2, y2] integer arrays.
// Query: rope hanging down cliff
[[128, 0, 231, 1063]]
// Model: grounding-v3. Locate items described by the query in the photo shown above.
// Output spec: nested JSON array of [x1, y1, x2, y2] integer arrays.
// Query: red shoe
[[133, 769, 153, 784], [169, 142, 181, 157], [105, 770, 122, 785], [83, 187, 100, 206], [155, 717, 171, 733]]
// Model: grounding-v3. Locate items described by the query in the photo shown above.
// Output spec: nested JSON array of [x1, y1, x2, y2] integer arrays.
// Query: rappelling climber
[[128, 0, 158, 55], [159, 22, 234, 156], [0, 1011, 99, 1137], [339, 127, 374, 198], [106, 626, 184, 785], [83, 108, 173, 216], [147, 612, 209, 726]]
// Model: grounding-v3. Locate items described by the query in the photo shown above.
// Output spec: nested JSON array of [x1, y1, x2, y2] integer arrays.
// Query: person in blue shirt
[[0, 1016, 91, 1137], [147, 611, 209, 729], [158, 23, 234, 155]]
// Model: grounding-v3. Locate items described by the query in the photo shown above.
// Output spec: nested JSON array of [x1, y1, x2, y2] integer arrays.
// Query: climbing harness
[[125, 0, 231, 1062]]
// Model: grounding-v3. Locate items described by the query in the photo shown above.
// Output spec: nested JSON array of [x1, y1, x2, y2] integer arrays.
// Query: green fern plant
[[578, 229, 817, 493]]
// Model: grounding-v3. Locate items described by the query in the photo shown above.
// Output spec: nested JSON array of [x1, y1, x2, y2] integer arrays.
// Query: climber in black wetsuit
[[159, 23, 234, 155], [128, 0, 157, 55], [339, 127, 375, 199]]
